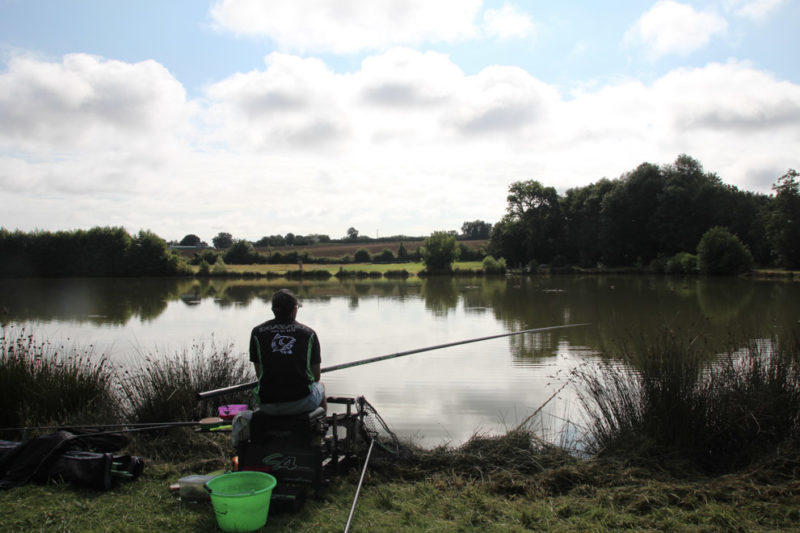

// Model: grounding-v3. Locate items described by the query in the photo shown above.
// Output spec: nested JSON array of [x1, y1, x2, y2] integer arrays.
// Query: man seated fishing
[[249, 288, 326, 414]]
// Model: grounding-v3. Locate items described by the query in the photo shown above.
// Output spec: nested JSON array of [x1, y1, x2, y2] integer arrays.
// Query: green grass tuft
[[575, 324, 800, 473], [0, 326, 119, 431]]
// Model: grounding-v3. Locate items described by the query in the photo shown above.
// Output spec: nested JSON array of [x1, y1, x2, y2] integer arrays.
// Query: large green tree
[[179, 234, 202, 246], [599, 162, 663, 266], [489, 180, 564, 265], [651, 155, 722, 256], [460, 220, 492, 240], [562, 178, 614, 267], [212, 232, 233, 249], [421, 231, 460, 273], [768, 169, 800, 269]]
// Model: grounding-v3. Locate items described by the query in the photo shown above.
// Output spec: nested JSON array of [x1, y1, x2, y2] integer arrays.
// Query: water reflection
[[2, 275, 799, 446]]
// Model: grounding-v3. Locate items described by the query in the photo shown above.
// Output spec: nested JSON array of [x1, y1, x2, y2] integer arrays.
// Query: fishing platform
[[231, 395, 394, 513]]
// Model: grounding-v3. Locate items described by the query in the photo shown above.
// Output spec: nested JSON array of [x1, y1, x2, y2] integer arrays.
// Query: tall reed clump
[[0, 326, 119, 431], [117, 339, 254, 425], [575, 325, 800, 474]]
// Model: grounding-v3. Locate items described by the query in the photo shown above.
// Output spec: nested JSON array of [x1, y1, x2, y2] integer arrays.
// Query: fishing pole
[[197, 323, 590, 400], [1, 418, 227, 434]]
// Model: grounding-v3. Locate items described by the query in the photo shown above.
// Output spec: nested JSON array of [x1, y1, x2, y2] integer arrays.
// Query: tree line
[[180, 223, 488, 252], [488, 155, 799, 272], [2, 154, 796, 278], [0, 227, 187, 277]]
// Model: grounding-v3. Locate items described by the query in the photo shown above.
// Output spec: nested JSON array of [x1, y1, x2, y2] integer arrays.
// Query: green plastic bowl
[[205, 471, 277, 532]]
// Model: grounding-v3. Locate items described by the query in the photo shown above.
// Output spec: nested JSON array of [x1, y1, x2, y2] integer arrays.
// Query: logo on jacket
[[271, 334, 296, 354]]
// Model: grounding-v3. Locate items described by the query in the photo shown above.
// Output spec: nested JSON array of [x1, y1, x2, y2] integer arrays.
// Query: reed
[[575, 325, 800, 473], [0, 326, 119, 431], [117, 339, 254, 425]]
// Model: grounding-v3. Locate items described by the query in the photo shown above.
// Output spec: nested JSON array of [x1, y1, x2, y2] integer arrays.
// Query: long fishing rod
[[1, 418, 227, 434], [3, 421, 205, 432], [197, 323, 589, 400]]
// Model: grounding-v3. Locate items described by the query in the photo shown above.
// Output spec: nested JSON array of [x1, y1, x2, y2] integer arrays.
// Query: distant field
[[256, 239, 487, 258], [176, 239, 488, 260], [205, 261, 485, 276]]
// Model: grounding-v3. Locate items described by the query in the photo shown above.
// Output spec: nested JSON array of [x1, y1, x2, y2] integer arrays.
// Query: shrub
[[223, 240, 262, 264], [697, 227, 753, 275], [397, 243, 409, 262], [285, 269, 332, 280], [421, 231, 460, 273], [458, 242, 485, 261], [211, 257, 227, 276], [665, 252, 698, 274], [482, 256, 507, 274], [373, 248, 396, 263], [354, 248, 372, 263], [127, 230, 182, 276], [191, 250, 219, 266]]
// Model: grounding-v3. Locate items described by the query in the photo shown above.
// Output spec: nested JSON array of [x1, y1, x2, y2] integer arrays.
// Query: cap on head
[[272, 288, 301, 317]]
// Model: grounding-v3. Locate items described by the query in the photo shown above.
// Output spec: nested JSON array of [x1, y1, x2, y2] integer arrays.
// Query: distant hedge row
[[0, 227, 188, 277], [194, 241, 486, 266]]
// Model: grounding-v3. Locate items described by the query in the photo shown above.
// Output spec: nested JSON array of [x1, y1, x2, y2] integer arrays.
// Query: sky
[[1, 0, 798, 242]]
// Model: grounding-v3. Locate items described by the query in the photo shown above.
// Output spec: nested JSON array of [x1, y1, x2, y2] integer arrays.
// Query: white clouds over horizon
[[2, 45, 798, 239], [0, 1, 797, 241]]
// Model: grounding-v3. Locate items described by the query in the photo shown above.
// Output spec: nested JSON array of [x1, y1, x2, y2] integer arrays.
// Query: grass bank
[[2, 325, 799, 531], [2, 432, 798, 532]]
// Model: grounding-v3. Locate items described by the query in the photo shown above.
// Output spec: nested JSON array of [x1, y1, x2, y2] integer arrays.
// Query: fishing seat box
[[237, 407, 327, 512]]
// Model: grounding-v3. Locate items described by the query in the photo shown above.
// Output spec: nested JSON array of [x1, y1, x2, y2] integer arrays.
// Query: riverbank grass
[[2, 438, 799, 532], [0, 327, 118, 429], [2, 326, 799, 530], [575, 326, 800, 473]]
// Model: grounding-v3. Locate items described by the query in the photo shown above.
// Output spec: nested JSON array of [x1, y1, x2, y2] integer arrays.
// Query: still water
[[2, 275, 798, 447]]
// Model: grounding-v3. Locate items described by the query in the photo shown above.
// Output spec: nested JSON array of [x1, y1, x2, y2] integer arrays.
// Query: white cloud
[[444, 65, 558, 137], [0, 53, 193, 154], [209, 0, 482, 54], [204, 53, 350, 151], [483, 2, 534, 40], [625, 1, 728, 57], [723, 0, 786, 20], [653, 60, 800, 132], [358, 48, 462, 107]]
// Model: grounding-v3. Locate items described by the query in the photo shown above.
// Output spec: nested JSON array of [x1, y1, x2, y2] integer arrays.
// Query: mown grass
[[2, 439, 798, 532]]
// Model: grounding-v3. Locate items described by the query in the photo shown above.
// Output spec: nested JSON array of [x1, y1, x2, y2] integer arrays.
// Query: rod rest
[[326, 396, 356, 405]]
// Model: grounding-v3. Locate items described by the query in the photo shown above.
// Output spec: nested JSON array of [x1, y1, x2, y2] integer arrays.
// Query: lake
[[2, 275, 798, 447]]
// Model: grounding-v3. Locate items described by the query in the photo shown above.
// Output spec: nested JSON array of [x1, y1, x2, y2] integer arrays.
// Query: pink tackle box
[[217, 404, 249, 420]]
